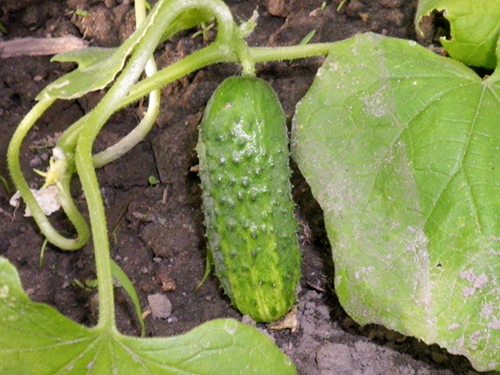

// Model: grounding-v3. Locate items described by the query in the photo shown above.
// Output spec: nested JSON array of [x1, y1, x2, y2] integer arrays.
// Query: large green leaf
[[416, 0, 500, 69], [0, 257, 296, 374], [292, 32, 500, 372]]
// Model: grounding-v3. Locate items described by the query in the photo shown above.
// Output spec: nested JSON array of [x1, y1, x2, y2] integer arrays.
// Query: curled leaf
[[36, 1, 166, 101], [416, 0, 500, 68], [37, 7, 213, 101]]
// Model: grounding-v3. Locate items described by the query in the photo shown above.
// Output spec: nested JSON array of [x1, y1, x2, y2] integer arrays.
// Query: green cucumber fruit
[[196, 76, 302, 323]]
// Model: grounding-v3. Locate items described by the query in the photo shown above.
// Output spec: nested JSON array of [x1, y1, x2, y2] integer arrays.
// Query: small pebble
[[347, 1, 363, 12], [384, 329, 405, 343], [242, 315, 256, 327], [430, 351, 448, 364], [341, 317, 355, 330], [148, 293, 172, 320], [29, 156, 42, 168], [158, 273, 176, 292]]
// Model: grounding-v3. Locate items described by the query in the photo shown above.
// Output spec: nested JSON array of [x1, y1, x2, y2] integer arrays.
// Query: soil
[[0, 1, 494, 374]]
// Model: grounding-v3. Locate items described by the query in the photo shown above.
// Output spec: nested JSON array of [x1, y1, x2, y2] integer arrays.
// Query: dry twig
[[0, 36, 88, 58]]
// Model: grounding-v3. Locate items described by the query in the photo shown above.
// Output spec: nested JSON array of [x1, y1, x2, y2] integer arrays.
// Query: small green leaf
[[51, 48, 116, 69], [416, 0, 500, 69], [38, 4, 212, 101], [75, 9, 89, 17], [162, 9, 213, 43], [293, 33, 500, 372], [85, 278, 98, 288], [148, 175, 160, 186], [37, 0, 167, 101], [111, 259, 146, 336], [0, 22, 7, 34], [300, 30, 317, 46], [0, 257, 297, 374]]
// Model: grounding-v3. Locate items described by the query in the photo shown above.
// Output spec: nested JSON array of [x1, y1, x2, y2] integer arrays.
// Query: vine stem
[[120, 42, 335, 108], [76, 0, 234, 332], [7, 98, 90, 250], [57, 41, 335, 161], [92, 0, 161, 168], [233, 37, 255, 77]]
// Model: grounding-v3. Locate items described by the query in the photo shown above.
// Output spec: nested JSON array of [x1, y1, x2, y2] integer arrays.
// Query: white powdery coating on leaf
[[481, 303, 493, 319], [469, 331, 483, 351], [462, 287, 476, 298], [406, 226, 433, 311], [460, 270, 489, 298], [460, 270, 474, 283], [448, 323, 460, 331], [363, 89, 388, 118], [488, 319, 500, 330], [328, 61, 340, 72]]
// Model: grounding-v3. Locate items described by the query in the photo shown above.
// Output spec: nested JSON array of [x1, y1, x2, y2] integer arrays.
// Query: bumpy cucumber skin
[[197, 76, 301, 323]]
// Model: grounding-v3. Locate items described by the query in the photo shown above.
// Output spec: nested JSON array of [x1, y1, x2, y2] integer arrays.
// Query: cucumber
[[196, 76, 302, 323]]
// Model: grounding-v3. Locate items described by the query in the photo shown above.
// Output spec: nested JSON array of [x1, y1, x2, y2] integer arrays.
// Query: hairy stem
[[7, 98, 90, 250], [57, 40, 334, 155], [92, 0, 161, 168], [120, 43, 334, 108], [233, 37, 255, 77]]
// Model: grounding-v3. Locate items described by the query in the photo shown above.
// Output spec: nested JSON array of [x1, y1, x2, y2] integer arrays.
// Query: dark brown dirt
[[0, 1, 490, 374]]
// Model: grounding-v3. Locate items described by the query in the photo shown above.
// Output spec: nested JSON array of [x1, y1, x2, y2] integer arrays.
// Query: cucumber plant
[[3, 0, 335, 373], [5, 0, 500, 373]]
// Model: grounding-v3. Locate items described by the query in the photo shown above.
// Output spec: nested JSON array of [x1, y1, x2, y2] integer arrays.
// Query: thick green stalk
[[233, 37, 255, 77], [249, 43, 335, 62]]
